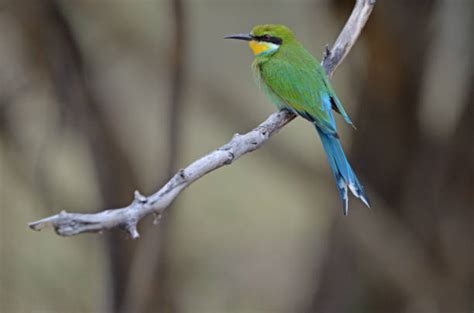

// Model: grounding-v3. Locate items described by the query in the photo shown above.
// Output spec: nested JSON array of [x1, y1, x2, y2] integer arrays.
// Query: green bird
[[225, 24, 370, 214]]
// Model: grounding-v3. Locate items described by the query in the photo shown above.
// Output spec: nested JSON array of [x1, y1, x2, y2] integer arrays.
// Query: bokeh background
[[0, 0, 473, 312]]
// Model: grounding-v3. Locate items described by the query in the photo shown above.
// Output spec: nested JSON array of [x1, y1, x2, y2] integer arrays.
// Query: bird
[[225, 24, 370, 214]]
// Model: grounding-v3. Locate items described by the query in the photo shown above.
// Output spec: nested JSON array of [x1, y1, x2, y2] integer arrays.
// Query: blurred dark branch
[[166, 0, 185, 175], [28, 0, 375, 238], [42, 1, 138, 202], [121, 0, 186, 312], [40, 1, 139, 312]]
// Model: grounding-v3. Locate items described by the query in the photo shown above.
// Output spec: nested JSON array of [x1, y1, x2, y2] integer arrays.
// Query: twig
[[28, 0, 376, 238], [322, 0, 375, 78]]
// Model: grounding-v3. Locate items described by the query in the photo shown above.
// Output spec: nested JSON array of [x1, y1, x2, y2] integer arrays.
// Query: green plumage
[[250, 25, 353, 135], [226, 24, 370, 213]]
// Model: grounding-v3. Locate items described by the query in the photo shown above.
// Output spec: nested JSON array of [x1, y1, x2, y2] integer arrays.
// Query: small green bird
[[225, 24, 370, 214]]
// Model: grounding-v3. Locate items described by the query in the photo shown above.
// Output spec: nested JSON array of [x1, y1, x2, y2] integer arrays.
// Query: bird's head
[[225, 24, 295, 57]]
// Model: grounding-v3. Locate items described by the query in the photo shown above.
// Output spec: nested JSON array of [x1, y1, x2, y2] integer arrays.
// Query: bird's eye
[[262, 34, 271, 41]]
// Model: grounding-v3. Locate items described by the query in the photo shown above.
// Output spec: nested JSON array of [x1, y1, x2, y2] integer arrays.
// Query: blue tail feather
[[316, 127, 370, 214]]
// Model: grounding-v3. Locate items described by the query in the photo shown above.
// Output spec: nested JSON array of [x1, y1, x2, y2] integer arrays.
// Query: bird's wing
[[260, 58, 337, 135], [321, 75, 354, 127]]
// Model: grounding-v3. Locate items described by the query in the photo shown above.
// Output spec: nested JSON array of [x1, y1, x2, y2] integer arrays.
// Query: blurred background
[[0, 0, 472, 312]]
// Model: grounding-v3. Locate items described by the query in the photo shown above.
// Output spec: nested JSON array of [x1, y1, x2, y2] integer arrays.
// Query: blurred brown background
[[0, 0, 473, 312]]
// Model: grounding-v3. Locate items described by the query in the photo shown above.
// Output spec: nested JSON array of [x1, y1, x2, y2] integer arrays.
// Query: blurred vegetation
[[0, 0, 472, 312]]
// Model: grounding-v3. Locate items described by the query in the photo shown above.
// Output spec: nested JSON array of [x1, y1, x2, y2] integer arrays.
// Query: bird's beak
[[224, 33, 253, 41]]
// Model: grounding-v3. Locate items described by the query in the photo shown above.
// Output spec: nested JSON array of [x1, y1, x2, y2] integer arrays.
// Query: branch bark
[[28, 0, 376, 238]]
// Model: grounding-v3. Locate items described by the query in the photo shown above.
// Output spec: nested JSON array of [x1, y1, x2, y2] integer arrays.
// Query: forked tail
[[316, 127, 370, 214]]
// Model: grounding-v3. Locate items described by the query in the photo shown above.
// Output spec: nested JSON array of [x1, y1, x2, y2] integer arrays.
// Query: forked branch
[[29, 0, 375, 238]]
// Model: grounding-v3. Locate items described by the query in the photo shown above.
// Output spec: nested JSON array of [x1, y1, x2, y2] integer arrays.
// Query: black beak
[[224, 33, 253, 41]]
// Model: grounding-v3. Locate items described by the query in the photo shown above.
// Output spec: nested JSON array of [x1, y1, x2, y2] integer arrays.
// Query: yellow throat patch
[[249, 40, 273, 56]]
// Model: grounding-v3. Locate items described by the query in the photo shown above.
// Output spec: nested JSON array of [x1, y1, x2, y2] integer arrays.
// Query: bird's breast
[[252, 62, 289, 111]]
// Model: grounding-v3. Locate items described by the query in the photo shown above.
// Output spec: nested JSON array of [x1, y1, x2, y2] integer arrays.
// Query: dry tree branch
[[323, 0, 376, 79], [28, 0, 376, 239]]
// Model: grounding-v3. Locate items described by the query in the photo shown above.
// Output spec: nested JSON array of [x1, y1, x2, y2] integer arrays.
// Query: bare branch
[[28, 0, 376, 238], [322, 0, 375, 78]]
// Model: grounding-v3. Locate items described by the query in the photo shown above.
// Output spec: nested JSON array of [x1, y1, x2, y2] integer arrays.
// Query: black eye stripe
[[253, 35, 282, 45]]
